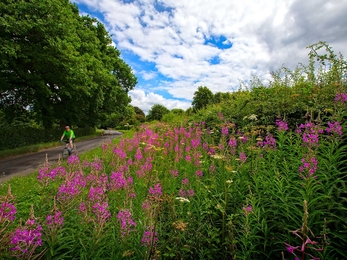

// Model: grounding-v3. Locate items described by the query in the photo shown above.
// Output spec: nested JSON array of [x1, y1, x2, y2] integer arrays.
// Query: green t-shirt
[[63, 130, 75, 139]]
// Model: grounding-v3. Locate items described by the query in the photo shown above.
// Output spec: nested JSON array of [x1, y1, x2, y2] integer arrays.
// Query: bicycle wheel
[[62, 148, 69, 159]]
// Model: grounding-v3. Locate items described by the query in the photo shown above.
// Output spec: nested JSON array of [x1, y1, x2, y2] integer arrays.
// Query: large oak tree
[[0, 0, 137, 128]]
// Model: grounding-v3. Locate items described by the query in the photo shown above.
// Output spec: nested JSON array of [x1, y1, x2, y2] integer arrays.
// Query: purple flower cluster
[[181, 178, 189, 185], [222, 126, 229, 136], [195, 170, 203, 177], [90, 158, 103, 172], [46, 211, 64, 229], [88, 186, 104, 202], [243, 205, 253, 215], [37, 166, 66, 182], [276, 119, 288, 132], [148, 183, 163, 198], [326, 121, 343, 136], [135, 147, 143, 160], [228, 138, 237, 147], [57, 172, 86, 201], [113, 148, 127, 159], [178, 189, 195, 198], [297, 122, 322, 146], [239, 135, 248, 143], [257, 135, 276, 150], [141, 227, 158, 247], [335, 93, 347, 104], [117, 209, 136, 237], [67, 155, 80, 165], [92, 202, 111, 222], [284, 229, 323, 260], [299, 157, 318, 178], [239, 152, 247, 163], [110, 172, 131, 190], [10, 219, 42, 257], [191, 138, 201, 148], [170, 169, 178, 177], [0, 202, 16, 222]]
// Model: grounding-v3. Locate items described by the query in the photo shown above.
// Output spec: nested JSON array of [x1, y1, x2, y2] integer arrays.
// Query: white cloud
[[129, 89, 191, 114], [75, 0, 347, 111], [140, 71, 157, 80]]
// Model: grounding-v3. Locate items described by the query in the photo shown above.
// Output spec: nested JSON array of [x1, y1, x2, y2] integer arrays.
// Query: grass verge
[[0, 130, 134, 195], [0, 130, 105, 161]]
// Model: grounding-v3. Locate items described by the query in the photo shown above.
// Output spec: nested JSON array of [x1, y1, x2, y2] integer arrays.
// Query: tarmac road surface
[[0, 131, 122, 183]]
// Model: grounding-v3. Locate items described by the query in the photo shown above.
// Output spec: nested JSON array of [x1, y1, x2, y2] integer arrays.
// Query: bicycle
[[60, 140, 77, 159]]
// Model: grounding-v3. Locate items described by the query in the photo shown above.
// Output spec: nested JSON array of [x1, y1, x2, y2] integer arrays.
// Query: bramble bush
[[0, 91, 347, 259]]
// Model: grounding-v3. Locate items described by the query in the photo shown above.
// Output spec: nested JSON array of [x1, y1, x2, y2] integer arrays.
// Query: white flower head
[[175, 197, 190, 203]]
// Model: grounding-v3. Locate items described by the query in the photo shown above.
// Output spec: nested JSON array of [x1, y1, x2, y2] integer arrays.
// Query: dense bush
[[0, 127, 95, 150], [193, 42, 346, 133]]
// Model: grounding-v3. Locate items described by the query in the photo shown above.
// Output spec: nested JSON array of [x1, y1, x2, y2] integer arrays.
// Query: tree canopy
[[0, 0, 137, 128], [192, 86, 214, 112], [146, 104, 169, 121]]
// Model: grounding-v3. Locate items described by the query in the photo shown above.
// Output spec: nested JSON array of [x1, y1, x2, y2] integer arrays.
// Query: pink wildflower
[[0, 202, 16, 222], [335, 93, 347, 104], [170, 170, 178, 177], [239, 152, 247, 163], [67, 155, 80, 165], [117, 209, 136, 237], [141, 227, 158, 247], [46, 211, 64, 229], [149, 183, 163, 198], [326, 121, 342, 136], [276, 119, 288, 132], [195, 170, 203, 177]]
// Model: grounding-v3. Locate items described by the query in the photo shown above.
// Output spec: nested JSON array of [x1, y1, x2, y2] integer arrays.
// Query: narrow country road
[[0, 131, 122, 183]]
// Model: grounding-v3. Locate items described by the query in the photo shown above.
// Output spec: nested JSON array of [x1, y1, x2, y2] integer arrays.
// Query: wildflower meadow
[[1, 94, 347, 259]]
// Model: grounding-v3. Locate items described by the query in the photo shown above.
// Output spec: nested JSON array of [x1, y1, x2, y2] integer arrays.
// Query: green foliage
[[193, 42, 346, 132], [192, 86, 214, 112], [212, 91, 232, 104], [0, 114, 347, 258], [146, 104, 170, 121], [1, 42, 347, 259], [0, 0, 137, 129]]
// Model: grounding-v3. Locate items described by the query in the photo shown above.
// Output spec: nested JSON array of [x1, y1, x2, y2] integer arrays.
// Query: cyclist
[[60, 125, 76, 152]]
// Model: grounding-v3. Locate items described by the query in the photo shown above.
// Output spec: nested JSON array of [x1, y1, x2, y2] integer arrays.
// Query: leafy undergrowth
[[0, 108, 347, 259]]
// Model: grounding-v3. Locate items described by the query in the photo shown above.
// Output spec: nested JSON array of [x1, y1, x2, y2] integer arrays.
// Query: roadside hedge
[[0, 127, 96, 151]]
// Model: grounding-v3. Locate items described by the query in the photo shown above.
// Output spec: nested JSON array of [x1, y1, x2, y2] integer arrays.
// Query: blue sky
[[74, 0, 347, 114]]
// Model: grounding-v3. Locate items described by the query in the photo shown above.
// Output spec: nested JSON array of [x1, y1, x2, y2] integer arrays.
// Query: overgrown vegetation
[[192, 42, 346, 132], [1, 35, 346, 260], [1, 107, 346, 258]]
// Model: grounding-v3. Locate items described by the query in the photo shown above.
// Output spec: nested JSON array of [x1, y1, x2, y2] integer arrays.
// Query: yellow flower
[[173, 220, 188, 231], [225, 165, 233, 171], [122, 250, 134, 257], [211, 154, 225, 160]]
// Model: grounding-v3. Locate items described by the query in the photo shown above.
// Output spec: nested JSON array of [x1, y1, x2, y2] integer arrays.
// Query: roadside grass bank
[[0, 120, 346, 259], [0, 130, 134, 197], [0, 130, 106, 161]]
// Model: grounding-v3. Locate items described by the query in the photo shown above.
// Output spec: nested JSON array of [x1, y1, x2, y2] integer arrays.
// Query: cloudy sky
[[73, 0, 347, 114]]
